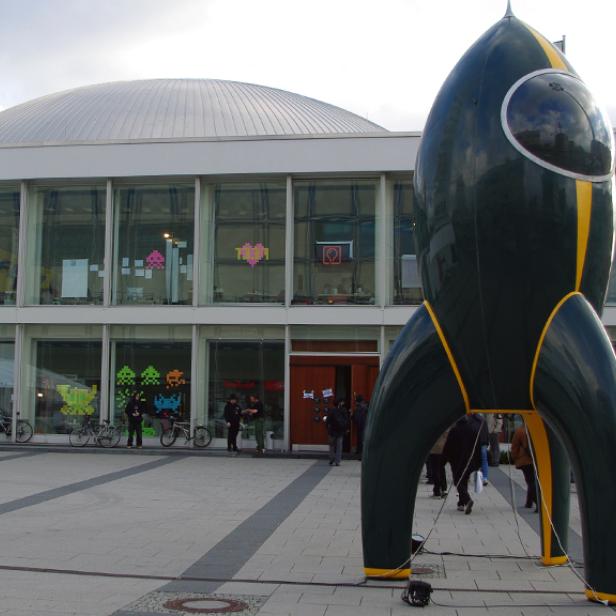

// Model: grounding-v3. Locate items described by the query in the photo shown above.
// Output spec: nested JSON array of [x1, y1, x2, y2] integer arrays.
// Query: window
[[113, 183, 194, 305], [393, 180, 423, 304], [212, 182, 285, 303], [27, 185, 105, 305], [111, 340, 191, 438], [293, 180, 376, 304], [207, 340, 284, 443], [31, 340, 102, 435], [0, 340, 14, 417], [0, 186, 19, 305]]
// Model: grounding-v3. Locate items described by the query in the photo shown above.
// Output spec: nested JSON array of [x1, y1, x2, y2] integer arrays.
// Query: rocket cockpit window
[[502, 70, 614, 181]]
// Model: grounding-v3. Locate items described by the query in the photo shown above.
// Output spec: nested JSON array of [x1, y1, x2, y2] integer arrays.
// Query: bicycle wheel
[[193, 426, 212, 448], [160, 428, 177, 447], [108, 426, 122, 448], [69, 427, 90, 447], [98, 426, 116, 448], [15, 420, 33, 444]]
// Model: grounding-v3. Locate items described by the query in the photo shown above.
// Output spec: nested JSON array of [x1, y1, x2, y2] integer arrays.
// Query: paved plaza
[[0, 446, 611, 616]]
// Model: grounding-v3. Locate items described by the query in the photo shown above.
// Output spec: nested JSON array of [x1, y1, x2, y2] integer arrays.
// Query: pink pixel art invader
[[236, 242, 269, 267], [146, 250, 165, 270]]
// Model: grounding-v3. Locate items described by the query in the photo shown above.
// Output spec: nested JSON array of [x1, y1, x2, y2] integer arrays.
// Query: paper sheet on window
[[62, 259, 88, 298], [145, 269, 153, 280], [186, 255, 193, 281]]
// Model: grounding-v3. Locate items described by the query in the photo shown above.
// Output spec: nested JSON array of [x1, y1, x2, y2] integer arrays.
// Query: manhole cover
[[164, 596, 248, 613], [122, 591, 265, 615]]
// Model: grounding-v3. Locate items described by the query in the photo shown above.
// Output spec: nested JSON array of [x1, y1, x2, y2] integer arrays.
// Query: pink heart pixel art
[[236, 242, 269, 267], [146, 250, 165, 269]]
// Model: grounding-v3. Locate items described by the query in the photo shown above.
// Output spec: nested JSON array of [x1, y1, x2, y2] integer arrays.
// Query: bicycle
[[0, 413, 33, 443], [159, 416, 212, 448], [69, 416, 122, 448]]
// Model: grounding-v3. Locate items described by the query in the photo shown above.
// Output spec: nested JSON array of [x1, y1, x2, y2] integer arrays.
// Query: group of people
[[223, 393, 265, 454], [323, 394, 368, 466], [427, 413, 536, 516]]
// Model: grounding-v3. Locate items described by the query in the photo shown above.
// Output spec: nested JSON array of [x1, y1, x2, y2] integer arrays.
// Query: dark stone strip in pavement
[[489, 465, 583, 564], [0, 450, 43, 463], [0, 455, 179, 516], [161, 460, 331, 593]]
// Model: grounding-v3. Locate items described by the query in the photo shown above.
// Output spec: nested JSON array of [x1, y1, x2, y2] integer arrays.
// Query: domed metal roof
[[0, 79, 386, 145]]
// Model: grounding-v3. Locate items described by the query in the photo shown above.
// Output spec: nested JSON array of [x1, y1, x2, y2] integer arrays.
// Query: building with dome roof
[[0, 78, 613, 450]]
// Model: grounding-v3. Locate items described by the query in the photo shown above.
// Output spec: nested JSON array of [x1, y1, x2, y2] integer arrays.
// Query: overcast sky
[[0, 0, 614, 131]]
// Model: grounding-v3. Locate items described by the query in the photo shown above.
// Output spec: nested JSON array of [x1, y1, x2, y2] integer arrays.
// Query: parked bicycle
[[160, 416, 212, 448], [0, 412, 33, 443], [69, 416, 122, 448]]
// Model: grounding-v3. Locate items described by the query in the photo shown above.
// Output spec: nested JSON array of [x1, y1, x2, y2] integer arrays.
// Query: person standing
[[352, 394, 368, 458], [224, 393, 242, 454], [443, 416, 481, 514], [125, 392, 146, 449], [325, 399, 350, 466], [247, 394, 265, 454], [486, 413, 503, 466], [511, 423, 538, 511], [428, 428, 449, 498], [471, 413, 490, 485]]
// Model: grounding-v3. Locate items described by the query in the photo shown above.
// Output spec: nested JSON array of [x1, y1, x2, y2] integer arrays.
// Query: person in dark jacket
[[443, 415, 482, 514], [325, 399, 350, 466], [246, 394, 265, 454], [125, 392, 146, 448], [352, 394, 368, 458], [224, 393, 242, 454]]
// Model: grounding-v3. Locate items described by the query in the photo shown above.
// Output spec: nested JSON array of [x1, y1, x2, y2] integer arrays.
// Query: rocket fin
[[532, 293, 616, 601], [362, 303, 466, 577]]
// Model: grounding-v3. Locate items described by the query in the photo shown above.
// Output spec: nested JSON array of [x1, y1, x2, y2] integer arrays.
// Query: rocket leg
[[523, 413, 570, 565], [533, 293, 616, 603], [362, 304, 466, 578]]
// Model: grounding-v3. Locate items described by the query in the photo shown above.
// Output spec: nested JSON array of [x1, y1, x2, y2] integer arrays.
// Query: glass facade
[[111, 340, 191, 438], [293, 180, 376, 304], [0, 186, 19, 305], [30, 339, 102, 435], [113, 183, 194, 305], [27, 185, 106, 305], [213, 182, 286, 303], [393, 180, 423, 304], [0, 340, 14, 417], [207, 340, 284, 442]]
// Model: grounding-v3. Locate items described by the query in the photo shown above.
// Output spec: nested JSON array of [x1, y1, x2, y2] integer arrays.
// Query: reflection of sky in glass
[[506, 73, 613, 176]]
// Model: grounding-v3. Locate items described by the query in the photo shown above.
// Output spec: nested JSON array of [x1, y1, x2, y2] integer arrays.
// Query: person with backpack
[[325, 398, 350, 466], [511, 423, 538, 511]]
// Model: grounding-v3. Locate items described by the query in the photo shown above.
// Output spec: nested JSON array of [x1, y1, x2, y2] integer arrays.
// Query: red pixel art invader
[[322, 245, 342, 265]]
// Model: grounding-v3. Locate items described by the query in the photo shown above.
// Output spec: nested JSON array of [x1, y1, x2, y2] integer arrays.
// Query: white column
[[192, 177, 201, 307], [284, 175, 293, 307], [15, 182, 28, 307], [190, 324, 199, 437], [11, 324, 24, 442], [376, 174, 388, 308], [100, 324, 111, 424], [283, 324, 290, 451], [103, 179, 113, 306]]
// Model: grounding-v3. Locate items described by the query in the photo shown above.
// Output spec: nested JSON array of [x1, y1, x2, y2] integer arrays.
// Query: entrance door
[[289, 364, 335, 447], [290, 355, 379, 449]]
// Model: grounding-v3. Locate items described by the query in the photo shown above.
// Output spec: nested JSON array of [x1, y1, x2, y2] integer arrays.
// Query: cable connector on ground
[[401, 580, 433, 607]]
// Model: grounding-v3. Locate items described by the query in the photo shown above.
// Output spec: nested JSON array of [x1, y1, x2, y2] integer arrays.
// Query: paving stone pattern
[[0, 448, 610, 615]]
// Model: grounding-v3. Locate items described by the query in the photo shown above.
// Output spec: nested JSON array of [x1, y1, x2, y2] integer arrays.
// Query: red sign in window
[[322, 245, 342, 265]]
